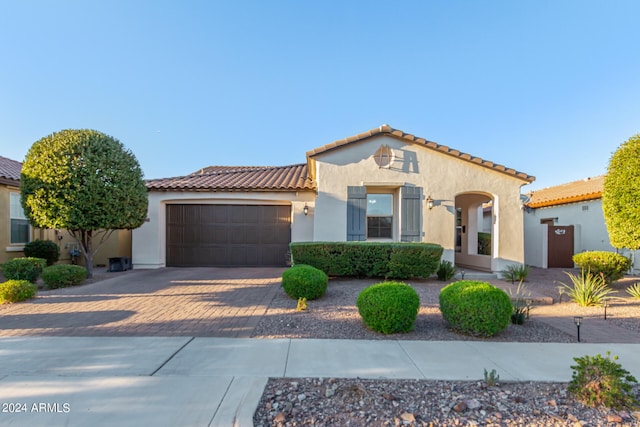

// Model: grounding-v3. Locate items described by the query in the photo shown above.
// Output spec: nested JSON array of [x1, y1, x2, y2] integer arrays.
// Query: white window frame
[[9, 192, 30, 245]]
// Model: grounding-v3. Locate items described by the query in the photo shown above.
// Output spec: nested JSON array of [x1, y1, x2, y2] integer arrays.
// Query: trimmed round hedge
[[24, 239, 60, 266], [282, 264, 328, 300], [1, 257, 47, 283], [439, 280, 511, 337], [572, 251, 631, 284], [42, 264, 88, 289], [0, 280, 38, 304], [356, 281, 420, 334]]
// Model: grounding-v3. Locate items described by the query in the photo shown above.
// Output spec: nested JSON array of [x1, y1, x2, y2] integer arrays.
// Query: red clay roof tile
[[525, 175, 604, 208], [146, 164, 315, 192], [306, 125, 535, 183]]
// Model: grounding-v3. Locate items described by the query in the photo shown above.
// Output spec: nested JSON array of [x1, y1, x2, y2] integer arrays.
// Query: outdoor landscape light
[[603, 300, 609, 320], [573, 316, 583, 342], [303, 204, 309, 216], [426, 195, 434, 210]]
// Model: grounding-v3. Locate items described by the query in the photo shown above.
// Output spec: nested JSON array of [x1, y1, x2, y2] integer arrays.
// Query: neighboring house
[[523, 175, 639, 272], [133, 125, 535, 272], [0, 155, 129, 266]]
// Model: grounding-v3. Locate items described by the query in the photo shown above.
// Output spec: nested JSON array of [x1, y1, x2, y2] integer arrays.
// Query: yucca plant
[[501, 264, 530, 284], [627, 283, 640, 300], [560, 270, 617, 307]]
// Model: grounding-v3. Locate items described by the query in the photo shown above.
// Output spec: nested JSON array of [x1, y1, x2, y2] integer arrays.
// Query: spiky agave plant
[[560, 270, 617, 306]]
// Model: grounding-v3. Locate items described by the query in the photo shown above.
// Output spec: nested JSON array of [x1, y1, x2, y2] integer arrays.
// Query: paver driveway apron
[[0, 267, 285, 337]]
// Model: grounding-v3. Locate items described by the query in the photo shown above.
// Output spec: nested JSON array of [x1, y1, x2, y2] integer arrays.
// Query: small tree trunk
[[73, 230, 94, 279]]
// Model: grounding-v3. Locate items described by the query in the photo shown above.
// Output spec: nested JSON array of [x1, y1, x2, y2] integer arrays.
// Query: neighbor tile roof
[[525, 175, 604, 208], [146, 164, 315, 191], [0, 155, 22, 184], [306, 124, 535, 183]]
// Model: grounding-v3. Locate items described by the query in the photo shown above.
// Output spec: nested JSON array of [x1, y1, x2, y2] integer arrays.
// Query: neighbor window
[[10, 192, 29, 244], [367, 194, 393, 238]]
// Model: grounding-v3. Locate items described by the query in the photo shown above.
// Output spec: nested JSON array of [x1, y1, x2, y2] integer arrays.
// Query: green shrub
[[23, 239, 60, 266], [356, 281, 420, 334], [436, 260, 457, 281], [289, 242, 443, 279], [439, 280, 512, 337], [569, 351, 638, 409], [501, 264, 529, 284], [508, 281, 533, 325], [560, 270, 617, 307], [477, 232, 491, 255], [572, 251, 631, 285], [41, 264, 88, 289], [1, 257, 47, 283], [281, 264, 328, 300], [0, 280, 38, 303]]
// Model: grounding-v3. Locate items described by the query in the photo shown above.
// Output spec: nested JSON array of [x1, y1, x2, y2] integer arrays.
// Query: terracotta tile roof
[[306, 124, 535, 183], [0, 155, 22, 184], [146, 164, 315, 192], [525, 175, 604, 208]]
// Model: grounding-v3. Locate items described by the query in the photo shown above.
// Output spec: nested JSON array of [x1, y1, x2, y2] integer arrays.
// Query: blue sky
[[1, 1, 638, 191]]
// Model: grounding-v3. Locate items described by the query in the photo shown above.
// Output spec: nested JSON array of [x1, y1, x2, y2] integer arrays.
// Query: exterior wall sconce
[[426, 195, 434, 210], [574, 316, 583, 342], [303, 204, 309, 216]]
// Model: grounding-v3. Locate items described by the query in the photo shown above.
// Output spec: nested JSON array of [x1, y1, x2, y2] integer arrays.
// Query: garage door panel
[[166, 204, 291, 267]]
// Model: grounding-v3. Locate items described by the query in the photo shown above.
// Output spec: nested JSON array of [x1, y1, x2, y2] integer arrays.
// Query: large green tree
[[20, 129, 148, 278], [602, 134, 640, 250]]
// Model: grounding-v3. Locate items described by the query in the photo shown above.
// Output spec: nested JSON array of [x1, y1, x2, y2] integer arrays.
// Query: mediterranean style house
[[523, 175, 639, 273], [133, 125, 535, 273], [0, 155, 129, 267]]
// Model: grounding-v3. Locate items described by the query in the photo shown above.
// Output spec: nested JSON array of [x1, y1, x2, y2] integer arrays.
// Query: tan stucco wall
[[132, 191, 316, 269], [1, 183, 130, 267], [311, 135, 528, 271]]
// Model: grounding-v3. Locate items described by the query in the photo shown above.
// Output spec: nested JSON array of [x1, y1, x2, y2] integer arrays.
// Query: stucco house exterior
[[0, 155, 129, 267], [133, 125, 534, 273], [523, 175, 639, 272]]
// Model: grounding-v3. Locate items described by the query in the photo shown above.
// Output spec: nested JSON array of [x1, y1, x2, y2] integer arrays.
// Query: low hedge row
[[290, 242, 443, 279]]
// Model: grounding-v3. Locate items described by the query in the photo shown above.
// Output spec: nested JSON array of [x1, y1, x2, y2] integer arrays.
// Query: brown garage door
[[166, 204, 291, 267]]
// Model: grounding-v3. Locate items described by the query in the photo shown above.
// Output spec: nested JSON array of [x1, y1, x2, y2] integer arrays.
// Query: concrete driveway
[[0, 267, 284, 337]]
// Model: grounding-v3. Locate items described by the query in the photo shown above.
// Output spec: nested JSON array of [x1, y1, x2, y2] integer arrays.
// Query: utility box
[[108, 257, 131, 272]]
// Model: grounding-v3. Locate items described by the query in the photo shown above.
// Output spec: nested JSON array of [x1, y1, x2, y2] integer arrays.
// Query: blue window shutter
[[347, 186, 366, 241], [401, 186, 422, 242]]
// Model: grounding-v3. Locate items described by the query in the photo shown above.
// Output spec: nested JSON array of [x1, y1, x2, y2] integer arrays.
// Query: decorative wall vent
[[373, 144, 394, 168]]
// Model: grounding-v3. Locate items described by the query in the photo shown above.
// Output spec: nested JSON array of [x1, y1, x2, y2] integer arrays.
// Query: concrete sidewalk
[[1, 337, 639, 426]]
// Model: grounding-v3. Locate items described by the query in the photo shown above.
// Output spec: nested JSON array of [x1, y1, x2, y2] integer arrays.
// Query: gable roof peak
[[306, 125, 535, 183]]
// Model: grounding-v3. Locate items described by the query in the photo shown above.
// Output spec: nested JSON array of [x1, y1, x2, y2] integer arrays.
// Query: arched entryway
[[454, 193, 494, 272]]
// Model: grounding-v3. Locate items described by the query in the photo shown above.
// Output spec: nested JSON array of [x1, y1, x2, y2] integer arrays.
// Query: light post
[[574, 316, 583, 342], [603, 300, 609, 320]]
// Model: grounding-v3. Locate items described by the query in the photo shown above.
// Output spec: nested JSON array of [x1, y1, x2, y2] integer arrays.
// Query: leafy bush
[[627, 282, 640, 299], [572, 251, 631, 285], [0, 280, 38, 303], [477, 232, 491, 255], [281, 265, 328, 300], [356, 281, 420, 334], [436, 260, 457, 281], [289, 242, 443, 279], [501, 264, 529, 284], [41, 264, 88, 289], [1, 257, 47, 283], [23, 239, 60, 266], [560, 270, 617, 307], [569, 351, 638, 409], [439, 280, 512, 337]]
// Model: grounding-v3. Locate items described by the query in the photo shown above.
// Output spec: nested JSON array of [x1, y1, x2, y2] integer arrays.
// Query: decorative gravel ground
[[253, 270, 640, 426]]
